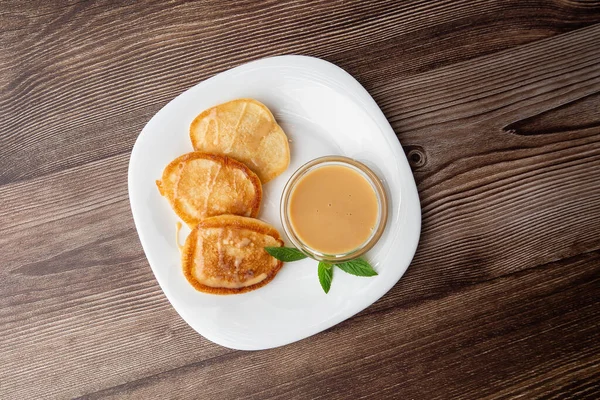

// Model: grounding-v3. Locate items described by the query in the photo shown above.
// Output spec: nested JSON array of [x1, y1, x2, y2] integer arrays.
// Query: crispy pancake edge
[[181, 215, 285, 295], [155, 152, 262, 227], [189, 98, 291, 183]]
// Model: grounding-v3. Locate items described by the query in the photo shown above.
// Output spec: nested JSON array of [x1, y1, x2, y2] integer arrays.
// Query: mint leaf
[[335, 258, 378, 277], [264, 246, 307, 262], [318, 262, 333, 293]]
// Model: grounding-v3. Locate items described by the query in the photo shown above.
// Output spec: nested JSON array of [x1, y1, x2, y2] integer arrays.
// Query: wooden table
[[2, 1, 600, 398]]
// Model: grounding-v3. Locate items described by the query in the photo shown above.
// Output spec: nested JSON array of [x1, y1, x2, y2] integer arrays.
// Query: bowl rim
[[280, 155, 389, 262]]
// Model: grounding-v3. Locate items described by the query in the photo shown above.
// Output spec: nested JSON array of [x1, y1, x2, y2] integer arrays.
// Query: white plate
[[128, 55, 421, 350]]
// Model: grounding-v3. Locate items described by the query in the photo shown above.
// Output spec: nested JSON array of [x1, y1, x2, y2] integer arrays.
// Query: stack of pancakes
[[156, 99, 291, 294]]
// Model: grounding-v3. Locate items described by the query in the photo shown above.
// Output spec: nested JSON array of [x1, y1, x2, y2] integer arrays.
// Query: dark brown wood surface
[[2, 1, 600, 398]]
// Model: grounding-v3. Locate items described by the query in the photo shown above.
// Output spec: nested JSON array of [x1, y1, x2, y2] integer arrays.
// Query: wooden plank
[[0, 155, 232, 398], [1, 1, 600, 399], [356, 24, 600, 316], [78, 251, 600, 399], [1, 0, 599, 185], [1, 22, 599, 398]]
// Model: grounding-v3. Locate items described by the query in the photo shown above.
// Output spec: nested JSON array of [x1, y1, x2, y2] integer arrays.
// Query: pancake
[[181, 215, 284, 294], [189, 98, 290, 183], [156, 152, 261, 228]]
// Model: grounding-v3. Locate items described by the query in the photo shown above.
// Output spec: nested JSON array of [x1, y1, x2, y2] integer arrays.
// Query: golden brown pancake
[[156, 153, 261, 228], [181, 215, 284, 294], [189, 98, 290, 183]]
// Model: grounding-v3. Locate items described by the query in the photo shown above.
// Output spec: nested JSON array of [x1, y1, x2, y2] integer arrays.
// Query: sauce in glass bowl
[[281, 156, 387, 262]]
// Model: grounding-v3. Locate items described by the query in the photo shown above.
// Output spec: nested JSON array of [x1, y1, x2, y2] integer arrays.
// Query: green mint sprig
[[264, 246, 378, 294], [263, 246, 307, 262], [318, 262, 333, 293]]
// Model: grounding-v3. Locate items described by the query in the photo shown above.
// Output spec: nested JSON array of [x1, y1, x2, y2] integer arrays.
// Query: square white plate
[[128, 55, 421, 350]]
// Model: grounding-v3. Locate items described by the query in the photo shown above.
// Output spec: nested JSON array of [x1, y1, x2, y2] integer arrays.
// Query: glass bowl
[[280, 156, 388, 262]]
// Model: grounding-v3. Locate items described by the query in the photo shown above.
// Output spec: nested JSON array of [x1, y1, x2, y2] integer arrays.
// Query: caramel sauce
[[288, 165, 378, 254], [175, 221, 184, 252]]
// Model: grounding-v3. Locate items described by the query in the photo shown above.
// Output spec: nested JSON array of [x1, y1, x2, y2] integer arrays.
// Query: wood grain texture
[[1, 1, 600, 399]]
